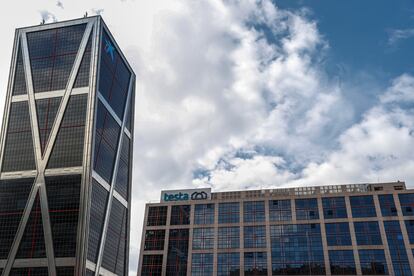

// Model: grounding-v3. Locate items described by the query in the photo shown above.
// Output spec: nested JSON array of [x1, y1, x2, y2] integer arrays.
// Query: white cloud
[[387, 28, 414, 46]]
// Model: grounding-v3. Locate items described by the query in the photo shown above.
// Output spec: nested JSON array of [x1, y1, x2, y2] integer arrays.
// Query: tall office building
[[138, 182, 414, 276], [0, 16, 135, 276]]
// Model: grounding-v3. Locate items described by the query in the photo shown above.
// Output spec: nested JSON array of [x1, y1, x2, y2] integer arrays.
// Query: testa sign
[[161, 188, 211, 202]]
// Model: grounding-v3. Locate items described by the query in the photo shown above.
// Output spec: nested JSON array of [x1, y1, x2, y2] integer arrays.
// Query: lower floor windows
[[142, 254, 163, 276], [217, 253, 240, 276], [244, 252, 267, 276], [192, 253, 213, 276], [358, 249, 388, 275], [329, 250, 356, 275]]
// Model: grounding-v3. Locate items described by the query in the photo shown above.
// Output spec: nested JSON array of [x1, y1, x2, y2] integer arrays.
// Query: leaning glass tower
[[0, 16, 135, 276]]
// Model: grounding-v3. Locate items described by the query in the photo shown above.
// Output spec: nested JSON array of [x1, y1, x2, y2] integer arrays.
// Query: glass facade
[[0, 17, 135, 275], [399, 193, 414, 216], [140, 184, 414, 276]]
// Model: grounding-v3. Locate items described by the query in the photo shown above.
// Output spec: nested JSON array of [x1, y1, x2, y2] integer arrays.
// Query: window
[[12, 42, 27, 96], [405, 220, 414, 244], [192, 228, 214, 250], [269, 200, 291, 221], [384, 221, 410, 276], [295, 198, 319, 220], [325, 223, 352, 246], [36, 97, 61, 153], [350, 196, 376, 218], [142, 255, 163, 276], [217, 253, 240, 276], [144, 230, 165, 251], [378, 194, 398, 216], [329, 250, 356, 275], [191, 253, 213, 276], [167, 229, 189, 276], [147, 206, 167, 226], [218, 227, 239, 249], [170, 205, 191, 225], [354, 222, 382, 245], [358, 250, 388, 275], [244, 201, 265, 223], [244, 226, 266, 248], [322, 197, 347, 219], [270, 224, 325, 275], [244, 252, 267, 276], [399, 194, 414, 216], [218, 202, 239, 224], [194, 204, 215, 225]]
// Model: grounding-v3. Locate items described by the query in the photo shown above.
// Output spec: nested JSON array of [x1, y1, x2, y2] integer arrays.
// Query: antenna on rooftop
[[84, 11, 88, 18], [40, 19, 45, 25]]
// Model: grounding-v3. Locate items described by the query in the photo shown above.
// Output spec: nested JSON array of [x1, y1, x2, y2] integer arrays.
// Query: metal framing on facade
[[0, 16, 135, 276], [139, 182, 414, 276]]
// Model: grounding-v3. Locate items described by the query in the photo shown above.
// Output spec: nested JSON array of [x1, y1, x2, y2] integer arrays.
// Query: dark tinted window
[[87, 180, 108, 262], [218, 227, 239, 249], [350, 196, 376, 218], [244, 226, 266, 248], [12, 41, 27, 96], [47, 94, 87, 168], [269, 199, 291, 221], [147, 206, 167, 226], [57, 267, 75, 276], [99, 30, 131, 118], [384, 221, 410, 275], [325, 222, 352, 246], [27, 24, 86, 93], [73, 35, 92, 88], [166, 229, 189, 276], [0, 178, 34, 258], [399, 193, 414, 216], [218, 202, 239, 224], [322, 197, 347, 219], [94, 101, 121, 183], [10, 267, 49, 276], [192, 228, 214, 250], [194, 203, 214, 225], [244, 252, 267, 276], [102, 198, 127, 275], [192, 253, 213, 275], [296, 198, 319, 220], [405, 220, 414, 244], [170, 205, 191, 225], [2, 101, 36, 172], [329, 250, 356, 275], [244, 201, 265, 223], [354, 221, 382, 245], [378, 194, 398, 216], [45, 175, 81, 257], [16, 192, 46, 258], [144, 230, 165, 251], [217, 253, 240, 276], [359, 249, 388, 275], [36, 97, 61, 153], [114, 134, 130, 199], [142, 255, 163, 276]]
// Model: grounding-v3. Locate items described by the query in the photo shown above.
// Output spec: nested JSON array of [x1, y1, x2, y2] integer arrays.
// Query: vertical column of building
[[317, 196, 332, 275], [264, 196, 272, 276], [186, 205, 195, 275], [161, 205, 171, 276], [213, 201, 218, 276], [239, 199, 245, 276], [394, 193, 414, 274], [373, 194, 394, 274]]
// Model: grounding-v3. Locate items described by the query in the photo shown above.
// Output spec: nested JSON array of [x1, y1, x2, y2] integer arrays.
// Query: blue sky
[[1, 0, 414, 274]]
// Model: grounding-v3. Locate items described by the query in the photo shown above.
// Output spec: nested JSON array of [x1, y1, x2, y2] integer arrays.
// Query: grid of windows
[[405, 220, 414, 244], [218, 227, 239, 249], [114, 134, 130, 199], [325, 222, 352, 246], [295, 198, 319, 220], [142, 255, 163, 276], [16, 193, 45, 258], [329, 250, 356, 275], [217, 253, 240, 276], [192, 228, 214, 250], [218, 202, 239, 224], [0, 178, 33, 258], [192, 253, 213, 276], [270, 224, 325, 275], [73, 35, 92, 88], [144, 230, 165, 251], [2, 101, 36, 172], [87, 180, 108, 262], [147, 206, 168, 226], [45, 175, 80, 257], [56, 267, 75, 276], [378, 194, 398, 216], [244, 252, 267, 276], [350, 195, 376, 218], [359, 249, 388, 275], [322, 197, 347, 219], [93, 100, 121, 182], [47, 94, 88, 168], [399, 193, 414, 216], [269, 199, 291, 221], [12, 42, 27, 96], [36, 97, 61, 153], [384, 221, 411, 276], [354, 221, 382, 245], [167, 229, 189, 276], [170, 205, 191, 225], [194, 204, 215, 225], [27, 24, 86, 93], [244, 201, 265, 223], [10, 267, 49, 276], [99, 30, 131, 118], [102, 198, 128, 275], [244, 226, 266, 248]]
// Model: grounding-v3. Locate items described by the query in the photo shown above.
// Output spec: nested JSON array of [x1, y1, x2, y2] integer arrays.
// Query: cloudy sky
[[1, 0, 414, 274]]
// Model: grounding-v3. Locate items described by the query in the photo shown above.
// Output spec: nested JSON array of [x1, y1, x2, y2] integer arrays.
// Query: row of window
[[147, 193, 414, 226], [145, 220, 414, 250], [142, 249, 389, 276]]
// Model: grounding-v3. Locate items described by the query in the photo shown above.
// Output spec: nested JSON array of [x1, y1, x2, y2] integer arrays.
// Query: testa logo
[[191, 191, 208, 200], [163, 190, 208, 202]]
